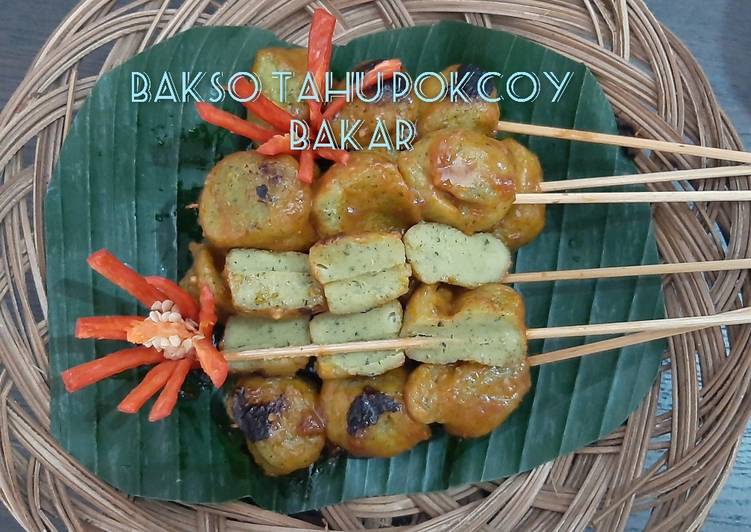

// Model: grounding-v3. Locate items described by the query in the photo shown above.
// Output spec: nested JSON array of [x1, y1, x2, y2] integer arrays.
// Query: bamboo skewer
[[223, 337, 437, 362], [223, 308, 751, 363], [514, 190, 751, 204], [504, 258, 751, 283], [540, 165, 751, 192], [528, 327, 689, 367], [526, 310, 751, 339], [496, 120, 751, 164], [528, 307, 751, 367]]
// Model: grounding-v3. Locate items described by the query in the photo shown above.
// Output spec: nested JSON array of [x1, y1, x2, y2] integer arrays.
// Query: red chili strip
[[117, 360, 177, 414], [198, 285, 217, 337], [195, 102, 276, 143], [323, 59, 402, 120], [87, 250, 165, 308], [148, 358, 192, 422], [306, 9, 337, 129], [193, 337, 228, 389], [234, 77, 295, 132], [298, 149, 315, 184], [75, 316, 143, 341], [61, 346, 163, 393]]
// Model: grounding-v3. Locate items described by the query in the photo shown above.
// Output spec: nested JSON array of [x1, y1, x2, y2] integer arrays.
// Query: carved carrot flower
[[61, 249, 228, 422]]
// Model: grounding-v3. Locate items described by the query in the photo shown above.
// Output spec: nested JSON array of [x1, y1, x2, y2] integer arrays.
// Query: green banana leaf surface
[[46, 21, 664, 512]]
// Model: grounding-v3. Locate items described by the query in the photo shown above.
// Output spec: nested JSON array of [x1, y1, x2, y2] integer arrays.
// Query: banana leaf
[[46, 21, 664, 512]]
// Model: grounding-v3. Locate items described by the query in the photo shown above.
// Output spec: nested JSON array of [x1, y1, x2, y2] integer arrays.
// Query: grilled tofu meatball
[[330, 60, 418, 149], [313, 151, 421, 237], [229, 375, 325, 476], [320, 367, 430, 457], [198, 151, 318, 251], [405, 361, 531, 438], [224, 249, 325, 318], [309, 232, 411, 314], [311, 301, 405, 379], [400, 283, 527, 367], [418, 64, 500, 136], [404, 222, 511, 288], [398, 128, 517, 234], [250, 47, 309, 122], [491, 138, 546, 249]]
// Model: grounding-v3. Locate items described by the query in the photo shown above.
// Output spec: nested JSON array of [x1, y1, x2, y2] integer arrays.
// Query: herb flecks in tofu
[[309, 233, 411, 314], [404, 222, 511, 287], [223, 315, 311, 376], [311, 301, 405, 378], [401, 284, 527, 367], [224, 248, 324, 318]]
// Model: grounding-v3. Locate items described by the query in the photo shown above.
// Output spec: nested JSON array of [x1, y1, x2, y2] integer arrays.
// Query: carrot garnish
[[323, 59, 403, 120], [75, 316, 142, 341], [298, 150, 316, 184], [257, 136, 349, 167], [198, 285, 217, 337], [87, 250, 165, 308], [117, 360, 177, 414], [316, 148, 350, 166], [64, 249, 229, 421], [361, 59, 402, 88], [306, 9, 337, 130], [145, 276, 199, 322], [61, 346, 164, 393], [234, 77, 295, 132], [193, 337, 228, 389], [256, 134, 292, 156], [148, 358, 193, 422], [195, 102, 276, 143]]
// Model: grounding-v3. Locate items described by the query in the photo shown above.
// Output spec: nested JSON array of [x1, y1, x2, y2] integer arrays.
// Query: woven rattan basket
[[1, 0, 749, 530]]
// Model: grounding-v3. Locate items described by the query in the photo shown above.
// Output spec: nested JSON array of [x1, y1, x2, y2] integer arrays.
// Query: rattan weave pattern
[[0, 0, 749, 530]]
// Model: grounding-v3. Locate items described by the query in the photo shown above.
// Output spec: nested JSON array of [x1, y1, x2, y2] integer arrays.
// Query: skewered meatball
[[400, 283, 527, 367], [418, 64, 500, 136], [228, 375, 325, 476], [404, 361, 531, 438], [397, 128, 517, 234], [320, 367, 431, 457], [330, 59, 418, 150], [198, 151, 318, 251], [313, 151, 421, 237], [250, 47, 309, 122], [491, 138, 546, 249]]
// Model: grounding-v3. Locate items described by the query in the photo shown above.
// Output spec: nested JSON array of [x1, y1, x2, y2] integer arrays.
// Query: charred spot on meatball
[[255, 184, 269, 203], [457, 64, 493, 100], [232, 388, 287, 442], [346, 387, 401, 436]]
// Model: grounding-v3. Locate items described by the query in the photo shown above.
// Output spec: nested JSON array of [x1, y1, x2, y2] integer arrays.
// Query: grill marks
[[346, 387, 401, 436], [232, 388, 287, 442]]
